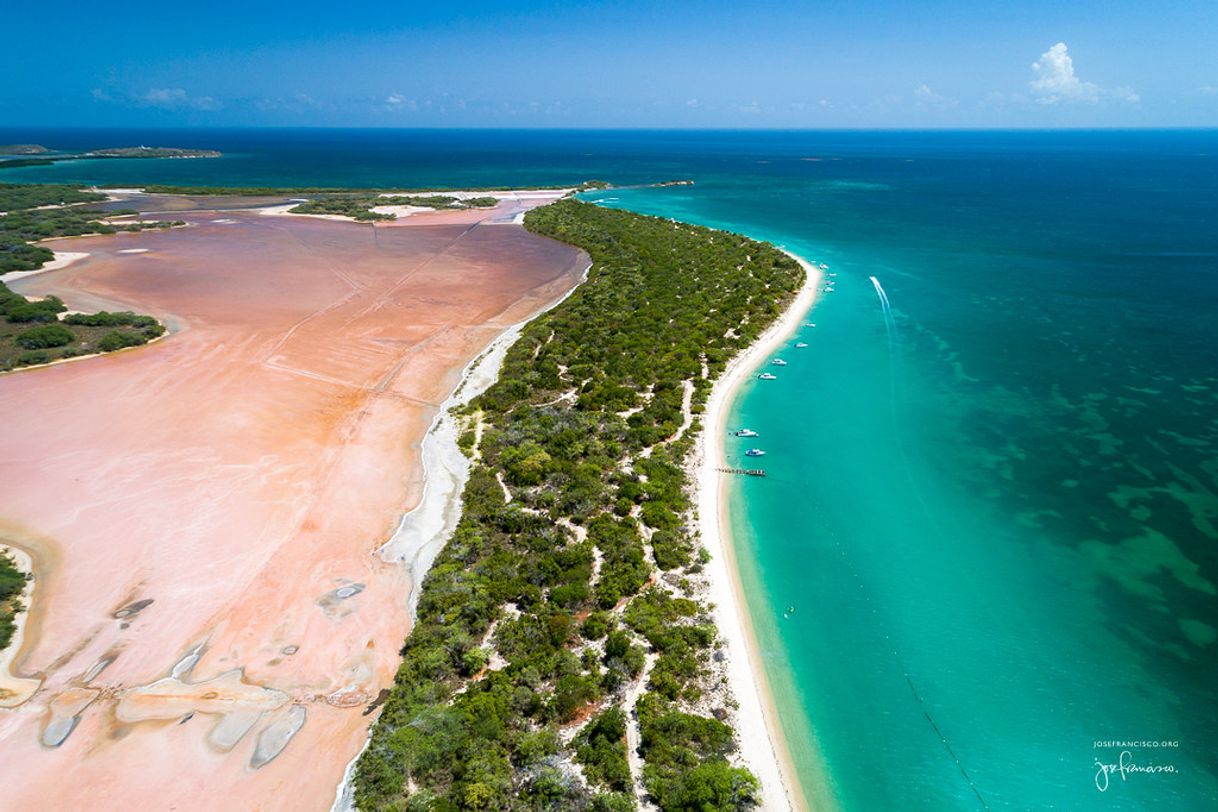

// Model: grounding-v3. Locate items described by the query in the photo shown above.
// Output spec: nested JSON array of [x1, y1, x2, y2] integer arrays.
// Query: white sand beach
[[695, 250, 822, 811], [0, 251, 88, 283]]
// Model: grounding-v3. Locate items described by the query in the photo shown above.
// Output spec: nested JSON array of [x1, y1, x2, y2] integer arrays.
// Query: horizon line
[[3, 124, 1217, 133]]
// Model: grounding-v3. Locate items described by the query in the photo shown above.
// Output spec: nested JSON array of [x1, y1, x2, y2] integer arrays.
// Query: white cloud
[[685, 98, 700, 108], [90, 88, 111, 102], [254, 92, 322, 113], [739, 100, 761, 114], [138, 87, 221, 110], [912, 84, 957, 111], [1029, 43, 1137, 105], [384, 94, 418, 111], [1198, 86, 1218, 96]]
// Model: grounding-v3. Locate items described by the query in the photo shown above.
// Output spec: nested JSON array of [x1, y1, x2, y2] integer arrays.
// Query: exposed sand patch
[[0, 202, 585, 810], [0, 251, 89, 284], [258, 189, 572, 228], [368, 204, 434, 219]]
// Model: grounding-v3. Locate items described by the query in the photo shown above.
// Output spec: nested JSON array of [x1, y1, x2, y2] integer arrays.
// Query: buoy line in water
[[867, 275, 989, 808]]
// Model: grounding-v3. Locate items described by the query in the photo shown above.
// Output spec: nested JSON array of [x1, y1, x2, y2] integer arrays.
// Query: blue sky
[[4, 0, 1216, 127]]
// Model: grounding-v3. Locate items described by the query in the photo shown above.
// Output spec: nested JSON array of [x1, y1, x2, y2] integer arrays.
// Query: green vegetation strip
[[0, 184, 170, 370], [0, 283, 167, 370], [353, 199, 803, 811], [134, 182, 610, 196], [288, 193, 498, 222], [1, 184, 184, 274], [1, 552, 29, 651]]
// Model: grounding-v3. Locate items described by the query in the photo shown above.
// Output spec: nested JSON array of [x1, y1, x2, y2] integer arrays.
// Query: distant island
[[0, 145, 221, 170], [0, 145, 49, 156]]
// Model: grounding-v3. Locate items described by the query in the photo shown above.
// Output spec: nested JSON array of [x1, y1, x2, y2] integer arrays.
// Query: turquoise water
[[5, 128, 1216, 809], [581, 138, 1218, 810]]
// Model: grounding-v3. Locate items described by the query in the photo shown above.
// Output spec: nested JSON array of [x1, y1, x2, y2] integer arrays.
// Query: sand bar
[[0, 196, 585, 810], [696, 250, 822, 811], [0, 251, 89, 283]]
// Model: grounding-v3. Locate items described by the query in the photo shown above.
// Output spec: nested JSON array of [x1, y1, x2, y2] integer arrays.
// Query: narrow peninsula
[[353, 200, 805, 811]]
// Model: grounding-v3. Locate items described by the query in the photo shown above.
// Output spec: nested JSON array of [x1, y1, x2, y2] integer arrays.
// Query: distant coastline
[[0, 145, 220, 170]]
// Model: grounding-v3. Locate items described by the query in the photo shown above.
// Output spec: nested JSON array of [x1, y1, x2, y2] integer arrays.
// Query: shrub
[[16, 350, 50, 366], [4, 297, 66, 323], [15, 323, 74, 349], [97, 331, 147, 352], [575, 709, 631, 792], [63, 311, 158, 328]]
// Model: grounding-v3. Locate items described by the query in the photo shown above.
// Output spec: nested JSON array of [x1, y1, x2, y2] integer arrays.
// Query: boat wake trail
[[869, 275, 894, 334], [868, 274, 989, 809]]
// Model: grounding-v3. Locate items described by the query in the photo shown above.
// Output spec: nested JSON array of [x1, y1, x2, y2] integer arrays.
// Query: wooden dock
[[717, 467, 766, 477]]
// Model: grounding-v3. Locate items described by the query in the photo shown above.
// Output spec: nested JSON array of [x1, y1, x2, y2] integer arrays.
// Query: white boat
[[795, 342, 808, 348], [804, 322, 817, 328], [818, 263, 829, 270], [735, 428, 759, 437], [829, 272, 837, 277], [771, 358, 788, 366], [823, 287, 834, 293], [745, 448, 766, 457], [759, 372, 777, 380]]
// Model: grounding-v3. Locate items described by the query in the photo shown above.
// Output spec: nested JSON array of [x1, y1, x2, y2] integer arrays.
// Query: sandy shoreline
[[0, 545, 40, 708], [696, 249, 822, 811], [0, 250, 89, 284]]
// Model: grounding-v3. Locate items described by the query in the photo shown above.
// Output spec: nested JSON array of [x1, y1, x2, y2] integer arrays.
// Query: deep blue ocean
[[4, 127, 1216, 809]]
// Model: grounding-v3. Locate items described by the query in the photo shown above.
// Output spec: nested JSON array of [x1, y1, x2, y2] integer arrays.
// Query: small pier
[[717, 467, 766, 477]]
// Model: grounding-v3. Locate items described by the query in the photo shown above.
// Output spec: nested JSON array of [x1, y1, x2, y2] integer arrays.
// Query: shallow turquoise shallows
[[580, 135, 1218, 811], [6, 128, 1216, 809]]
